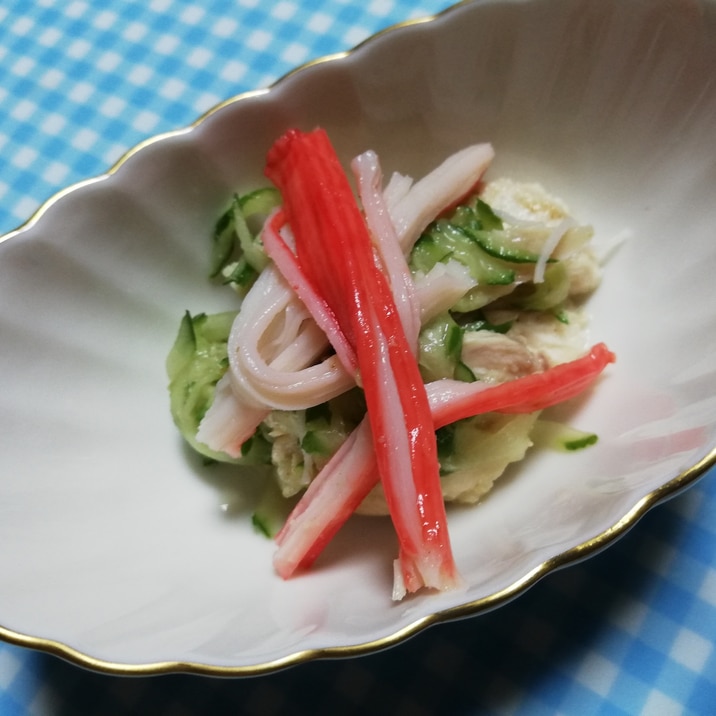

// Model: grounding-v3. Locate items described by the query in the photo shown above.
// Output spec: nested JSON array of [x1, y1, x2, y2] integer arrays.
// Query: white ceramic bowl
[[1, 0, 715, 675]]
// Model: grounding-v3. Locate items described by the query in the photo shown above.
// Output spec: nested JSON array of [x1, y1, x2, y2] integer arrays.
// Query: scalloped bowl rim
[[1, 0, 715, 676]]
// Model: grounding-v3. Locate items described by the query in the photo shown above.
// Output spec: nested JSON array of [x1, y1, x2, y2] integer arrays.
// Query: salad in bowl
[[1, 0, 714, 676], [167, 127, 614, 600]]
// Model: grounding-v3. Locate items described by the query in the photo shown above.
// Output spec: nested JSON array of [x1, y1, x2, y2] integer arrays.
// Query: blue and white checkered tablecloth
[[1, 1, 715, 714]]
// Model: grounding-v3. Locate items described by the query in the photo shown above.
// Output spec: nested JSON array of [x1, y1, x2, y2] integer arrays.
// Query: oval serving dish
[[1, 0, 715, 675]]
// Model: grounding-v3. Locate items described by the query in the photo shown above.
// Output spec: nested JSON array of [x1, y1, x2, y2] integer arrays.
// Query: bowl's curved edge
[[1, 0, 715, 676], [2, 446, 714, 677]]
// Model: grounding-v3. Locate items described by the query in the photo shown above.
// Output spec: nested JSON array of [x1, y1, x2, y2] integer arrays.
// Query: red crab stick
[[273, 343, 616, 582], [428, 342, 616, 428], [264, 128, 462, 595], [261, 208, 358, 375]]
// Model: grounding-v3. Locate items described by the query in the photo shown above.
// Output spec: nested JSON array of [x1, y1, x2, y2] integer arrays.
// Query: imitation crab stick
[[261, 209, 358, 375], [273, 343, 615, 592], [427, 342, 616, 427], [264, 128, 462, 596]]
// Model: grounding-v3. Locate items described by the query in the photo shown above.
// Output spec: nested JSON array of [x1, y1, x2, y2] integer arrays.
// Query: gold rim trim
[[2, 447, 714, 677], [1, 0, 715, 676]]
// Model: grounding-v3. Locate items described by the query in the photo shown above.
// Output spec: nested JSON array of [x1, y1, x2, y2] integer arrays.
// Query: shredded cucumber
[[167, 310, 271, 466], [436, 413, 540, 502], [418, 312, 465, 381], [408, 194, 572, 313], [451, 200, 549, 264], [210, 188, 281, 292], [514, 261, 570, 310], [167, 311, 238, 462], [531, 419, 598, 451], [411, 221, 516, 287]]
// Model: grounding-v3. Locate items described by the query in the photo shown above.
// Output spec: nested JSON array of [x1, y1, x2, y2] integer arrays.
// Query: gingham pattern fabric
[[1, 1, 715, 714]]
